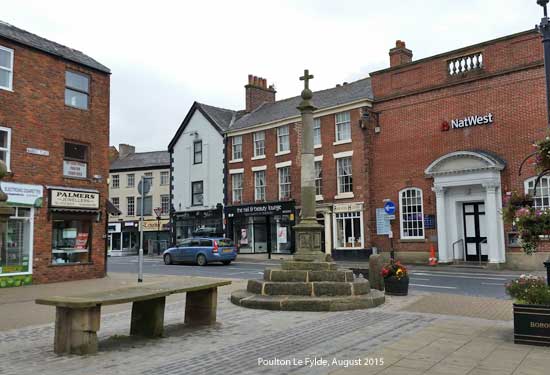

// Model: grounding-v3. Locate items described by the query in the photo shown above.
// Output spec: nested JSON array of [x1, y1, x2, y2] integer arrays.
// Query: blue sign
[[384, 201, 396, 215]]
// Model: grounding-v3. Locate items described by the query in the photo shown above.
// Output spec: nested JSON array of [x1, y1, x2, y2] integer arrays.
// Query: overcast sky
[[2, 1, 543, 151]]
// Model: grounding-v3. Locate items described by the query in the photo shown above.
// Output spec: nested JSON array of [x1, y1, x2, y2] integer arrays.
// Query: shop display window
[[52, 216, 92, 264], [1, 207, 32, 275], [335, 211, 362, 249]]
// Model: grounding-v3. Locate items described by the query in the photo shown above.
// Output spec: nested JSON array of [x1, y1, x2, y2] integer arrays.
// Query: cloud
[[1, 0, 542, 151]]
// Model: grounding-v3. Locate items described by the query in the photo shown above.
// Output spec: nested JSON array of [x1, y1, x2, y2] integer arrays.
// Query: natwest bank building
[[369, 30, 547, 269]]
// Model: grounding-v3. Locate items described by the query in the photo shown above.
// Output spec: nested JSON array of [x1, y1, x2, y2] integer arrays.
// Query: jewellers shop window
[[399, 188, 425, 239], [192, 181, 204, 206], [0, 127, 11, 171], [65, 71, 89, 110], [51, 214, 92, 265], [63, 142, 88, 179], [335, 211, 363, 249], [193, 140, 203, 164]]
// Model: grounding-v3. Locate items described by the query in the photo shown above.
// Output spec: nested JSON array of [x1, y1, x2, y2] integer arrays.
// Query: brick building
[[368, 30, 547, 269], [0, 21, 110, 285], [224, 75, 373, 258]]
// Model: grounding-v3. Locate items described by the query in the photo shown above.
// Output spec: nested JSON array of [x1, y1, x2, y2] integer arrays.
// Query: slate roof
[[168, 102, 243, 151], [110, 151, 170, 171], [229, 77, 373, 131], [0, 20, 110, 73]]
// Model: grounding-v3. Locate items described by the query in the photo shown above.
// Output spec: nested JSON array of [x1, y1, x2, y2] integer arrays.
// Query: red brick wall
[[227, 107, 372, 246], [369, 30, 547, 255], [0, 37, 110, 283]]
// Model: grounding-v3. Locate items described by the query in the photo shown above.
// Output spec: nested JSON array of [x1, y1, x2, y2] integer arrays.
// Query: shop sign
[[63, 160, 87, 178], [50, 189, 99, 209], [1, 182, 43, 207], [141, 219, 170, 231], [226, 201, 295, 217], [334, 202, 363, 213], [441, 113, 494, 131], [108, 223, 121, 233]]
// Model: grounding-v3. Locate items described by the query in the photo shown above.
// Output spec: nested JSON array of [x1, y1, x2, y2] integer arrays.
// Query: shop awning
[[106, 199, 121, 215], [50, 207, 100, 214]]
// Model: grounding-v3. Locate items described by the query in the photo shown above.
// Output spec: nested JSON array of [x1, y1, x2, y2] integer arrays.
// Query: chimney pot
[[245, 74, 276, 112], [248, 74, 253, 85], [389, 40, 413, 67]]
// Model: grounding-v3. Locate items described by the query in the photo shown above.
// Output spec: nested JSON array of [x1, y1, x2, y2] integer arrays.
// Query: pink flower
[[515, 207, 531, 218]]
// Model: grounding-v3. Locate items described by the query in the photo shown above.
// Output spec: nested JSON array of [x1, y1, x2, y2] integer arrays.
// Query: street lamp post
[[538, 0, 550, 285]]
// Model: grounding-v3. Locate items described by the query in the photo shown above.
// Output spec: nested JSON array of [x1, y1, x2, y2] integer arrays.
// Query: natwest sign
[[442, 113, 494, 131]]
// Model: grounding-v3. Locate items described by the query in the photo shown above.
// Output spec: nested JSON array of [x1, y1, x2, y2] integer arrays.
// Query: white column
[[433, 185, 450, 263], [323, 211, 332, 255], [484, 182, 504, 264]]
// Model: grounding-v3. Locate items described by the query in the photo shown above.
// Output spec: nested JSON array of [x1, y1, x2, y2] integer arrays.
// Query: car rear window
[[199, 239, 212, 247], [218, 239, 234, 247]]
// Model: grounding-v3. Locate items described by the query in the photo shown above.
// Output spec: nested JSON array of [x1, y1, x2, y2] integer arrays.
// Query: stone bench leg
[[185, 288, 218, 325], [54, 306, 100, 355], [130, 297, 166, 337]]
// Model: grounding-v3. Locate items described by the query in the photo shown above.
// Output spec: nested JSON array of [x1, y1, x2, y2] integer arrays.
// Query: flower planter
[[514, 303, 550, 346], [384, 276, 409, 296]]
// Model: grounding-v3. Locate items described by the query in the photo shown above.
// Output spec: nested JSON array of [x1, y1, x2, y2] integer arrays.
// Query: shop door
[[463, 202, 488, 262]]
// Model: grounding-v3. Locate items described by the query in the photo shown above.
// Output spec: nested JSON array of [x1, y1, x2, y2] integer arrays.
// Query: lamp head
[[539, 0, 549, 7]]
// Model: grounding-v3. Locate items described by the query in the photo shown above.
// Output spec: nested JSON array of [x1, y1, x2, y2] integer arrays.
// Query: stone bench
[[35, 279, 231, 355]]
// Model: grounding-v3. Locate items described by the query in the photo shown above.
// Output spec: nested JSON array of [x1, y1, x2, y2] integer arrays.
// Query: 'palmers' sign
[[50, 189, 99, 209]]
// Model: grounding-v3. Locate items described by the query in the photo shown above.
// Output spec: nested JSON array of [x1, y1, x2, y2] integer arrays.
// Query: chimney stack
[[389, 40, 413, 67], [245, 74, 276, 112], [118, 144, 135, 159]]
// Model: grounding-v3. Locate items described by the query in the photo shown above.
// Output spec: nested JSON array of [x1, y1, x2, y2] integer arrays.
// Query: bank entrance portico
[[425, 151, 506, 266]]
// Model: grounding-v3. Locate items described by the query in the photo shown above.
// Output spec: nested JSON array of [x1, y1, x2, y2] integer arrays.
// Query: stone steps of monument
[[264, 268, 355, 283], [280, 261, 338, 271], [247, 279, 371, 297], [230, 289, 385, 311]]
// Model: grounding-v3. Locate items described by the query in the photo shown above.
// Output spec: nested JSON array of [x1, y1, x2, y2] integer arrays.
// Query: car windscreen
[[218, 239, 234, 247]]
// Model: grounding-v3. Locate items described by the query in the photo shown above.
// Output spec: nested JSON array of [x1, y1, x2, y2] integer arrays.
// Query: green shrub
[[506, 275, 550, 305]]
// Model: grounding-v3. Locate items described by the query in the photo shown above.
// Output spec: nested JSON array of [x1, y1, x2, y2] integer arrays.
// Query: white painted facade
[[425, 151, 506, 265], [172, 110, 225, 213]]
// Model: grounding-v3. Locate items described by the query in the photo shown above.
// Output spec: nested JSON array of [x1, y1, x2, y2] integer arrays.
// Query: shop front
[[0, 182, 42, 287], [225, 201, 296, 254], [331, 202, 367, 259], [48, 187, 99, 265], [142, 219, 170, 254], [108, 221, 139, 256], [173, 204, 223, 243]]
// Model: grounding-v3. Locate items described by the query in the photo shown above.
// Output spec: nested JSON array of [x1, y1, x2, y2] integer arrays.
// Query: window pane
[[65, 71, 89, 92], [0, 69, 10, 88], [65, 89, 88, 109], [51, 219, 91, 264], [64, 143, 87, 161], [0, 49, 12, 69], [400, 188, 424, 239], [0, 130, 7, 149]]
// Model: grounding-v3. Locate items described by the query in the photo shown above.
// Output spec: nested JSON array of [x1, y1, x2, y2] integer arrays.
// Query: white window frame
[[127, 197, 135, 216], [254, 170, 266, 202], [335, 111, 351, 143], [111, 174, 119, 189], [277, 125, 290, 154], [127, 174, 135, 188], [525, 177, 550, 210], [111, 197, 120, 210], [161, 194, 170, 215], [160, 171, 169, 186], [232, 136, 243, 161], [232, 173, 243, 203], [399, 187, 425, 240], [315, 160, 322, 198], [0, 45, 14, 91], [332, 210, 364, 249], [278, 166, 291, 200], [313, 118, 321, 148], [0, 126, 12, 171], [336, 157, 353, 195], [253, 131, 265, 158]]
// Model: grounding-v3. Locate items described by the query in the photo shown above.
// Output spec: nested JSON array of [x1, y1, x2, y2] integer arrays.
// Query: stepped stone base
[[231, 289, 385, 311], [231, 259, 385, 311]]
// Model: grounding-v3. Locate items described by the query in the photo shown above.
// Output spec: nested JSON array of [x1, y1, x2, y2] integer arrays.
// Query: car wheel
[[222, 260, 232, 265], [196, 254, 207, 266], [164, 254, 173, 265]]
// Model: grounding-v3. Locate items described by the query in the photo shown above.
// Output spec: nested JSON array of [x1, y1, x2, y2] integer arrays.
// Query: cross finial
[[299, 69, 314, 90]]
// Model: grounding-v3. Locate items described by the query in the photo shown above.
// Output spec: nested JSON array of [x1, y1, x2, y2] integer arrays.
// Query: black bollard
[[545, 260, 550, 286]]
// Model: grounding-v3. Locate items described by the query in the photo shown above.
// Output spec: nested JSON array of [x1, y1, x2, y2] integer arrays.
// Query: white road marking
[[481, 282, 506, 286], [411, 270, 522, 278], [410, 277, 430, 281], [410, 283, 458, 289], [412, 272, 507, 281]]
